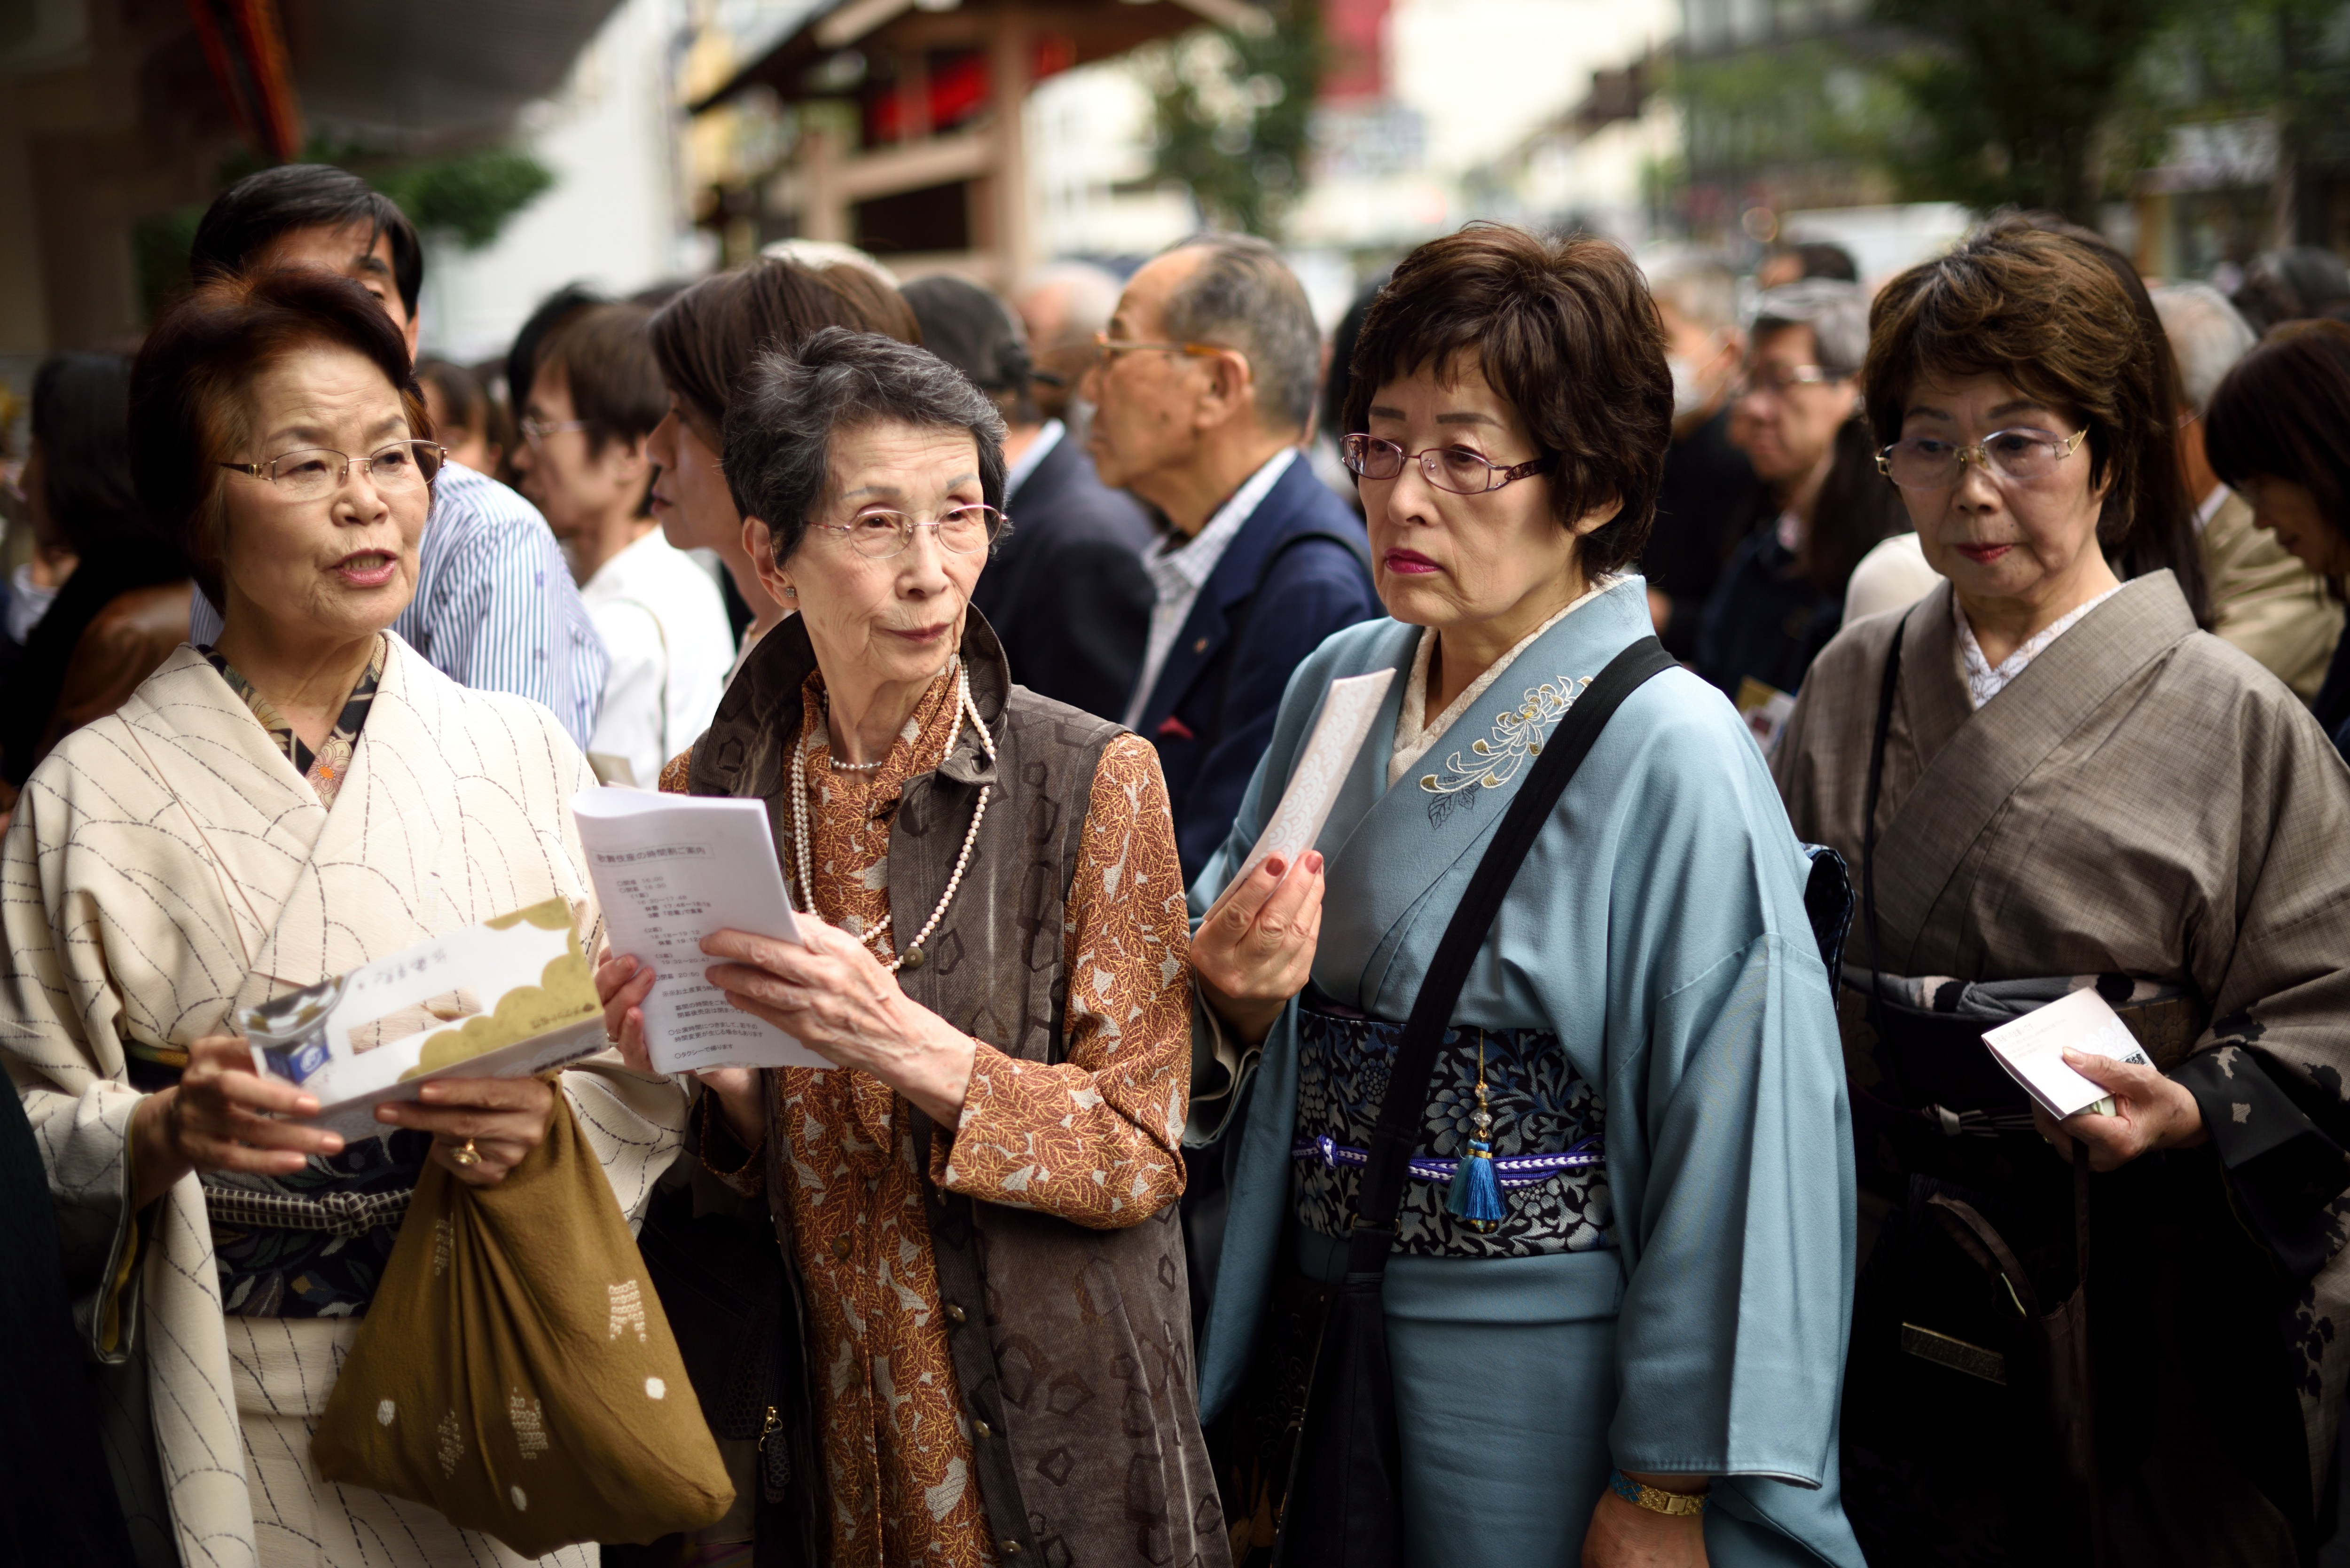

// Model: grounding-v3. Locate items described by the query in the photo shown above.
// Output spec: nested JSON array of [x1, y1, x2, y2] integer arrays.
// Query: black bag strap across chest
[[1343, 635, 1676, 1276]]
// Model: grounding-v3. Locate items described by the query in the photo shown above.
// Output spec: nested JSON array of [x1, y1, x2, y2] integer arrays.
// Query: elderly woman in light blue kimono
[[1186, 226, 1863, 1568]]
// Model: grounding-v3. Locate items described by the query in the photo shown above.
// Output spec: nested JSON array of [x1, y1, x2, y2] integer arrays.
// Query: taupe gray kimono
[[1773, 572, 2350, 1529], [0, 637, 688, 1568]]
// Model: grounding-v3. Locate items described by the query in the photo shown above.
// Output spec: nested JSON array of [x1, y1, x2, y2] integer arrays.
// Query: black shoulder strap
[[1860, 606, 1914, 1111], [1201, 528, 1374, 756], [1343, 635, 1677, 1276]]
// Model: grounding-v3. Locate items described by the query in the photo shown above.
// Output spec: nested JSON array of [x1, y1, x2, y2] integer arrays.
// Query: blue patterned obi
[[1292, 1004, 1612, 1259]]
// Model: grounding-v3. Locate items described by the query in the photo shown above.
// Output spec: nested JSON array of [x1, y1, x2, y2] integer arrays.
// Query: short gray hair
[[1016, 260, 1122, 347], [1159, 234, 1320, 434], [723, 326, 1008, 563], [2151, 282, 2257, 416], [1647, 254, 1739, 336], [1753, 279, 1869, 379]]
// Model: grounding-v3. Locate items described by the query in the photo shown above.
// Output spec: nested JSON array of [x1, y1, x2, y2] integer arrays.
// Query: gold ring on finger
[[450, 1137, 481, 1168]]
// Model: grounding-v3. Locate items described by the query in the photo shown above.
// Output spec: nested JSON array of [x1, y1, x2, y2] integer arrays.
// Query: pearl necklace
[[816, 692, 888, 771], [791, 659, 994, 974]]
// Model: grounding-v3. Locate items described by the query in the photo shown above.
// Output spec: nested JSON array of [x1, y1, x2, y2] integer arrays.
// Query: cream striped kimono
[[0, 636, 689, 1568]]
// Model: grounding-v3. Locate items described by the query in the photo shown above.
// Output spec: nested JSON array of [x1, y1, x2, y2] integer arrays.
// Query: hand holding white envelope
[[1235, 668, 1396, 885]]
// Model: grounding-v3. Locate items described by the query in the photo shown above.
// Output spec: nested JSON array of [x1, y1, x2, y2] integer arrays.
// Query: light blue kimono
[[1191, 579, 1864, 1567]]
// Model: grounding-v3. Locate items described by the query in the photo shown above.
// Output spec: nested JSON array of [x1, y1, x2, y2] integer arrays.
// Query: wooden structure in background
[[698, 0, 1266, 287]]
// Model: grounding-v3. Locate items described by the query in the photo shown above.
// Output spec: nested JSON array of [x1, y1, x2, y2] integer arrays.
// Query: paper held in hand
[[243, 898, 611, 1143], [1981, 987, 2154, 1121], [572, 789, 830, 1074], [1235, 668, 1397, 885]]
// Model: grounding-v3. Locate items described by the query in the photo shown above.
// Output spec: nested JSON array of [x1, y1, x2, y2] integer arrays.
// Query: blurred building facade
[[0, 0, 645, 366], [686, 0, 1264, 288]]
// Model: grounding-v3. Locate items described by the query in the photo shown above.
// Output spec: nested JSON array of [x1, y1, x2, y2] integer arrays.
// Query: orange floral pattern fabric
[[666, 663, 1192, 1567]]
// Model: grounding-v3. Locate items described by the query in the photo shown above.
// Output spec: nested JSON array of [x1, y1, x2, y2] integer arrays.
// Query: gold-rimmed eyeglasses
[[1090, 332, 1240, 368], [1876, 426, 2090, 491], [813, 504, 1010, 559], [218, 440, 445, 503]]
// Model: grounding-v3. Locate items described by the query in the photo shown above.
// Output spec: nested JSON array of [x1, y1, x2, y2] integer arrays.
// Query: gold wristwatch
[[1608, 1469, 1709, 1517]]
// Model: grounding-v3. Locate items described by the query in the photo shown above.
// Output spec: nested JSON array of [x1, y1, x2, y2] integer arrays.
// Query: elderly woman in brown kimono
[[597, 327, 1225, 1568], [1773, 224, 2350, 1565]]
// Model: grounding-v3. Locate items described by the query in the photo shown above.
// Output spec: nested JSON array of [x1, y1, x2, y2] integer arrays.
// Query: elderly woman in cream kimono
[[1774, 226, 2350, 1564], [0, 270, 685, 1568]]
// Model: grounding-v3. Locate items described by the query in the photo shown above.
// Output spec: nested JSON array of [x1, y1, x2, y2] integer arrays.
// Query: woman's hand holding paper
[[595, 946, 767, 1151], [129, 1035, 345, 1208], [1191, 852, 1327, 1048], [2034, 1049, 2209, 1172], [701, 925, 978, 1128]]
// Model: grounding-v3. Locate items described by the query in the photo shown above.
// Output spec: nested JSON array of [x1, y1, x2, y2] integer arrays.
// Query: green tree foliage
[[1670, 39, 1913, 204], [1872, 0, 2185, 221], [376, 148, 557, 250], [1144, 0, 1323, 239], [2127, 0, 2350, 242]]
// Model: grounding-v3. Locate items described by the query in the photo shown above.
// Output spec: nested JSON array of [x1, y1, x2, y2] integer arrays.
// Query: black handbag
[[1272, 636, 1676, 1568]]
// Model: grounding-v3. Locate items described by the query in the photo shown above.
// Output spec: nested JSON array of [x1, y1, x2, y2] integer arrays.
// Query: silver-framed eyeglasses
[[1340, 433, 1553, 495], [1876, 426, 2090, 491], [815, 504, 1009, 559], [519, 416, 590, 446], [218, 439, 445, 502]]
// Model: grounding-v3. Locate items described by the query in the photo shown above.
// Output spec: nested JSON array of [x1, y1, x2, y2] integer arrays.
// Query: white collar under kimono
[[1388, 576, 1621, 787], [1952, 583, 2124, 710]]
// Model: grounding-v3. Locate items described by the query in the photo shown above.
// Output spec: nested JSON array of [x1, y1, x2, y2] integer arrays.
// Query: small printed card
[[1235, 668, 1396, 886], [243, 898, 608, 1141], [1980, 988, 2154, 1121]]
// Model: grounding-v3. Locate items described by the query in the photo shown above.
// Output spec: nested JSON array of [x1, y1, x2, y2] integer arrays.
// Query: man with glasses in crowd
[[1695, 279, 1898, 705], [1084, 234, 1379, 884], [183, 164, 608, 748]]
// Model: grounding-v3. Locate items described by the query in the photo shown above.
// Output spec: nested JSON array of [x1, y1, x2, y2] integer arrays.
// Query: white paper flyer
[[572, 789, 830, 1074]]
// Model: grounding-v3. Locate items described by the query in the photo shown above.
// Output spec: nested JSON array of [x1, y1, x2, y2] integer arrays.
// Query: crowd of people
[[2, 156, 2348, 1568]]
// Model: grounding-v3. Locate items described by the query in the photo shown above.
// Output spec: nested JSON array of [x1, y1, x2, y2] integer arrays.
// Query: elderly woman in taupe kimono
[[1773, 223, 2350, 1564], [0, 270, 685, 1568]]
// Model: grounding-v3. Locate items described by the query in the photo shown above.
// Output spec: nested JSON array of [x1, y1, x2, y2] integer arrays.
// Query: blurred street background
[[1, 0, 2345, 398]]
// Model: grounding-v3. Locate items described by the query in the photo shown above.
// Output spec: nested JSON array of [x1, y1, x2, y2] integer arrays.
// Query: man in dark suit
[[901, 274, 1155, 720], [1085, 235, 1381, 882]]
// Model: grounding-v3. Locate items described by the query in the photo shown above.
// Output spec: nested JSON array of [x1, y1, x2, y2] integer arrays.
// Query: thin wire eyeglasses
[[812, 505, 1010, 560], [218, 440, 445, 503], [519, 417, 590, 446], [1340, 433, 1553, 495], [1876, 426, 2090, 491]]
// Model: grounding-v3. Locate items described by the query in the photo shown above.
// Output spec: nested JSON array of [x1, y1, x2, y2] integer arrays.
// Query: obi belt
[[1292, 1003, 1611, 1260]]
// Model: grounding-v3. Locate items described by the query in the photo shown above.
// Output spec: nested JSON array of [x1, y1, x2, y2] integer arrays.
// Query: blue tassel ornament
[[1447, 1034, 1506, 1233]]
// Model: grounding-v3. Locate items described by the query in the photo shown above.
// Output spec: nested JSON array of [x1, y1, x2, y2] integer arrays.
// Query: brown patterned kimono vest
[[690, 613, 1228, 1568]]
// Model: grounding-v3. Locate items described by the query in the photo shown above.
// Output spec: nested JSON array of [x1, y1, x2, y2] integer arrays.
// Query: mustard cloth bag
[[313, 1097, 735, 1557]]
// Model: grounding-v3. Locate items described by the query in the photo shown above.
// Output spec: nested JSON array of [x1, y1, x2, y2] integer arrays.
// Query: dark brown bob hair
[[536, 302, 667, 454], [1863, 222, 2205, 618], [131, 268, 428, 608], [1342, 223, 1672, 578], [2207, 317, 2350, 595], [649, 257, 919, 448]]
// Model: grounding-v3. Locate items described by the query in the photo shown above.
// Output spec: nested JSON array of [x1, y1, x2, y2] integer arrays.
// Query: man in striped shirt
[[182, 165, 607, 747]]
